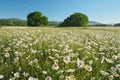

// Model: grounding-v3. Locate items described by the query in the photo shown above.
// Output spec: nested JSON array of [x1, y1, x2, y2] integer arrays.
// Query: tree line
[[0, 18, 27, 26], [0, 11, 89, 27]]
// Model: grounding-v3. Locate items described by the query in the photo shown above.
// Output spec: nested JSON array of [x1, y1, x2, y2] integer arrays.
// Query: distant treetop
[[27, 11, 48, 26], [59, 12, 88, 27]]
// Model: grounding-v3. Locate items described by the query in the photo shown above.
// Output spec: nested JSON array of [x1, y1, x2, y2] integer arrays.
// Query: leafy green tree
[[59, 12, 88, 27], [27, 11, 48, 26]]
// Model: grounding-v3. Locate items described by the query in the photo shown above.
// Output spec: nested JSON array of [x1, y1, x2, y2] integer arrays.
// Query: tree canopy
[[59, 12, 88, 27], [27, 11, 48, 26]]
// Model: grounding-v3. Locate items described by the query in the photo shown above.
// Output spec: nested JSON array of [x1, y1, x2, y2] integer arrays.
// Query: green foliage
[[0, 18, 27, 26], [59, 12, 88, 27], [27, 11, 48, 26]]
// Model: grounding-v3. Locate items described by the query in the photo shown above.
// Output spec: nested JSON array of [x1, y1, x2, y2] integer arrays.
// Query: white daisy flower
[[65, 76, 72, 80], [101, 56, 105, 63], [65, 69, 75, 73], [77, 58, 85, 69], [42, 71, 47, 74], [112, 55, 118, 60], [57, 70, 64, 74], [22, 72, 29, 77], [14, 57, 19, 63], [117, 53, 120, 59], [52, 62, 59, 70], [100, 70, 110, 76], [65, 75, 75, 80], [45, 76, 52, 80], [63, 56, 71, 64], [116, 64, 120, 71], [105, 58, 113, 63], [28, 77, 38, 80], [28, 61, 33, 65], [9, 77, 15, 80], [5, 52, 10, 58], [14, 72, 19, 78], [33, 59, 38, 63], [84, 65, 92, 72], [108, 75, 114, 80], [88, 60, 93, 65], [0, 75, 4, 79]]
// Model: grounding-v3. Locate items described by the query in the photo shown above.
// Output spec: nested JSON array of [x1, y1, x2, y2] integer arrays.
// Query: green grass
[[0, 26, 120, 80]]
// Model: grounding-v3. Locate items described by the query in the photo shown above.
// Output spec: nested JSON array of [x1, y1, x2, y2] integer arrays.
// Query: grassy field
[[0, 27, 120, 80]]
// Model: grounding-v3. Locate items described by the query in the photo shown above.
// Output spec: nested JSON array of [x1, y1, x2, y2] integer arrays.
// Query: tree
[[27, 11, 48, 26], [114, 23, 120, 27], [59, 12, 88, 27], [0, 22, 1, 28]]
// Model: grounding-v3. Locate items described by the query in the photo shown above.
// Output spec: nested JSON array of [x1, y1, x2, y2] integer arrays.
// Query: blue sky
[[0, 0, 120, 23]]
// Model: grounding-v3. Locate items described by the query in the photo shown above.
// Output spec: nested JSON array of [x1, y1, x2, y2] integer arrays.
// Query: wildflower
[[69, 53, 78, 58], [14, 51, 21, 56], [54, 54, 60, 58], [59, 75, 64, 79], [65, 69, 75, 73], [112, 55, 118, 60], [101, 56, 105, 63], [63, 56, 71, 64], [0, 75, 4, 79], [42, 71, 47, 74], [45, 76, 52, 80], [28, 77, 38, 80], [88, 60, 93, 65], [68, 49, 73, 53], [14, 72, 19, 78], [52, 62, 59, 70], [9, 77, 15, 80], [84, 65, 92, 72], [112, 73, 119, 77], [116, 64, 120, 71], [100, 70, 110, 76], [65, 45, 69, 49], [117, 53, 120, 59], [28, 61, 33, 65], [48, 56, 54, 60], [59, 44, 63, 47], [70, 75, 75, 80], [99, 47, 104, 52], [65, 76, 72, 80], [5, 47, 10, 52], [5, 52, 10, 57], [91, 77, 95, 80], [19, 67, 22, 71], [105, 58, 113, 63], [14, 57, 19, 63], [31, 49, 37, 54], [57, 70, 64, 74], [53, 59, 59, 63], [29, 43, 33, 46], [98, 52, 105, 55], [108, 75, 114, 80], [22, 72, 29, 77], [77, 58, 85, 69], [65, 76, 75, 80], [33, 59, 38, 63], [110, 67, 117, 72]]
